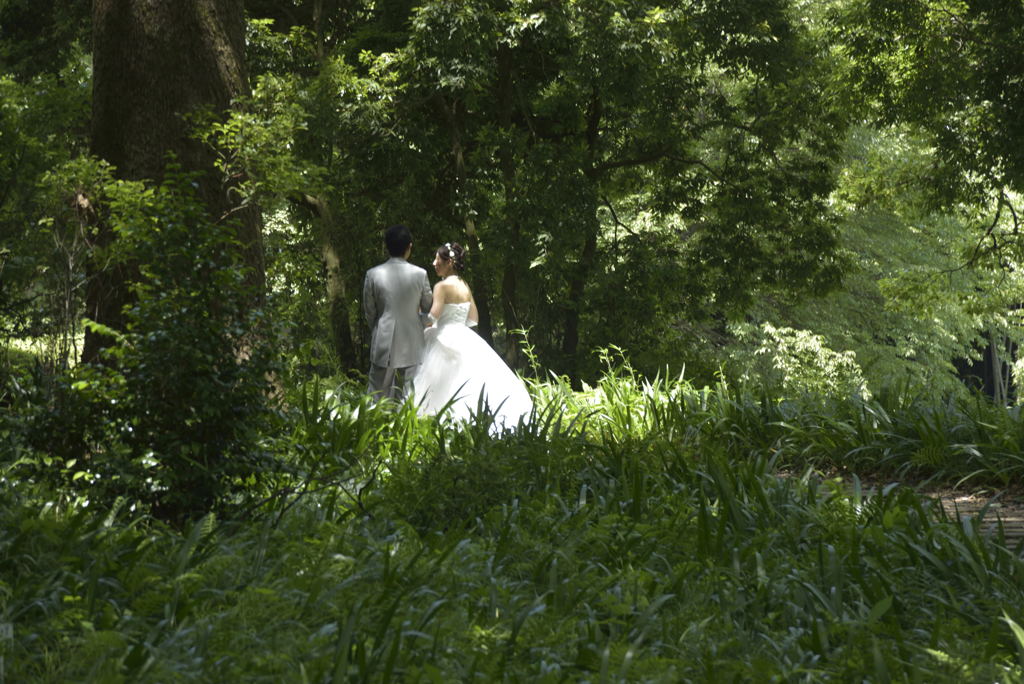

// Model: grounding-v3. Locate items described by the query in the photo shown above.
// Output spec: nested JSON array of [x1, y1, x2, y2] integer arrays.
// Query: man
[[363, 224, 433, 402]]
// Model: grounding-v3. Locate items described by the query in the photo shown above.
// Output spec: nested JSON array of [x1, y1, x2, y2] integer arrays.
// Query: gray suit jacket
[[363, 257, 433, 368]]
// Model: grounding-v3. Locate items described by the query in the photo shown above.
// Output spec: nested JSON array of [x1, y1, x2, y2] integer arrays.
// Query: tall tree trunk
[[323, 238, 357, 371], [298, 193, 357, 371], [561, 90, 604, 380], [84, 0, 263, 363], [496, 44, 522, 367], [989, 328, 1014, 406], [561, 224, 598, 378], [438, 95, 494, 345]]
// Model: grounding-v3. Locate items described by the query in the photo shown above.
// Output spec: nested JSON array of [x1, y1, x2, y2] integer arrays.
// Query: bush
[[7, 169, 281, 524], [5, 366, 1024, 682], [728, 322, 870, 400]]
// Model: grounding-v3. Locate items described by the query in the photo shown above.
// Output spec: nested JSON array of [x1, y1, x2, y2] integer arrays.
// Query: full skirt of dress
[[413, 323, 533, 430]]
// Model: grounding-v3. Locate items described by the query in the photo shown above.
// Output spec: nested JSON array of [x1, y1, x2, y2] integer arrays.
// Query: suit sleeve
[[363, 272, 377, 329], [419, 271, 433, 314]]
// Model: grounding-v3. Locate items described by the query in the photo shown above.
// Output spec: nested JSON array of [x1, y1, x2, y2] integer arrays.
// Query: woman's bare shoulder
[[446, 278, 472, 303]]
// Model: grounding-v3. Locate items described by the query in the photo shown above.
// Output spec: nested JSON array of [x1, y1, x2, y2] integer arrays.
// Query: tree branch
[[601, 195, 637, 237], [966, 191, 1005, 267]]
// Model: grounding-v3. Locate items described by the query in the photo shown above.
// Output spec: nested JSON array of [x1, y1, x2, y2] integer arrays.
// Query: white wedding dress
[[413, 302, 533, 430]]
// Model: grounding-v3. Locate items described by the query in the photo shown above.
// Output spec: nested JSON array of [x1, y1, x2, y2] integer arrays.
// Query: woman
[[413, 242, 533, 430]]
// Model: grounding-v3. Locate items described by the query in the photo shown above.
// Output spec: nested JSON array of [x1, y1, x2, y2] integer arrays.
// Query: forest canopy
[[2, 0, 1021, 396]]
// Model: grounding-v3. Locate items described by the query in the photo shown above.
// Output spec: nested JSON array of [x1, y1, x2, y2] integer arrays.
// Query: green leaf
[[867, 595, 892, 625]]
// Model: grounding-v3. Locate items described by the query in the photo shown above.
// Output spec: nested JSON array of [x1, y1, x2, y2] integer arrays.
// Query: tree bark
[[438, 95, 494, 345], [323, 238, 357, 371], [496, 44, 522, 367], [561, 90, 603, 380], [989, 327, 1014, 406], [84, 0, 263, 363], [297, 193, 358, 371], [561, 225, 598, 378]]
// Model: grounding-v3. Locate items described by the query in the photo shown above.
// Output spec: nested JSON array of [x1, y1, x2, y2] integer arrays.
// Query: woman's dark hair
[[385, 224, 413, 257], [437, 241, 466, 273]]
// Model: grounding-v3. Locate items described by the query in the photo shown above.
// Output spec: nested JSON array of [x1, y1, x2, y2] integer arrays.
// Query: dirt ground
[[922, 486, 1024, 546], [840, 472, 1024, 548]]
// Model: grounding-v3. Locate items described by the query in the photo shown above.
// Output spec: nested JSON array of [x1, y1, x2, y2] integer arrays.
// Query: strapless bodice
[[436, 301, 471, 327]]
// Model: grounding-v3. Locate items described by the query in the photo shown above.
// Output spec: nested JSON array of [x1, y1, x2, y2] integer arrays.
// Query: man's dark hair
[[385, 224, 413, 257]]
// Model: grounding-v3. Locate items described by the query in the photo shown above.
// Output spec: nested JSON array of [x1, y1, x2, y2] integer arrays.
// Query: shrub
[[728, 322, 870, 399], [10, 168, 281, 524]]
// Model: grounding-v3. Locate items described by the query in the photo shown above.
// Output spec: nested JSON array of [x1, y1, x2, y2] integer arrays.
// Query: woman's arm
[[427, 281, 447, 325], [468, 294, 479, 326]]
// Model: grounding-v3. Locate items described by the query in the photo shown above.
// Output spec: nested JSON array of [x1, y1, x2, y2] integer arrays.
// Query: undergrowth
[[2, 356, 1024, 681]]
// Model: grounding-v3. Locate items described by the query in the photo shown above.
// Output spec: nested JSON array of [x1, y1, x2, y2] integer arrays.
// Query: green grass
[[2, 335, 83, 371], [1, 343, 40, 371], [3, 364, 1024, 681]]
